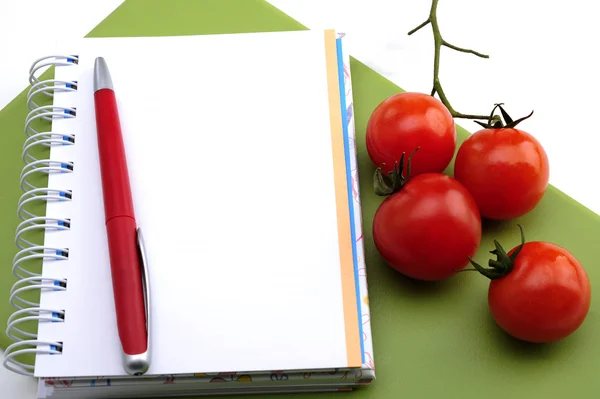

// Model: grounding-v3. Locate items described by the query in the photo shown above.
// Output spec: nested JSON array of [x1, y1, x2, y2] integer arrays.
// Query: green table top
[[0, 0, 598, 398]]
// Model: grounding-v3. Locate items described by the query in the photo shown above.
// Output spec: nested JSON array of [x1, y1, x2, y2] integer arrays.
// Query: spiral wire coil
[[4, 55, 78, 376]]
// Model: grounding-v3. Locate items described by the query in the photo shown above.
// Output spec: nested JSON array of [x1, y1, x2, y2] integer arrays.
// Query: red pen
[[93, 57, 151, 376]]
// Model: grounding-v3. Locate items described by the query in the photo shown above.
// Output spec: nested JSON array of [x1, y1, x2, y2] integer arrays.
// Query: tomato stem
[[458, 225, 526, 279], [373, 148, 419, 196], [408, 0, 495, 121], [475, 103, 535, 129]]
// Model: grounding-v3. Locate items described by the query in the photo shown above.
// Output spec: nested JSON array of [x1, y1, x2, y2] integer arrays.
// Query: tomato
[[372, 168, 481, 281], [366, 92, 456, 176], [454, 107, 549, 220], [468, 226, 591, 343]]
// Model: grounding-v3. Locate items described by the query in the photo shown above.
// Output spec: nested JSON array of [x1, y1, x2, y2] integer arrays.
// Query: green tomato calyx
[[474, 103, 534, 130], [373, 147, 419, 196], [463, 224, 526, 280]]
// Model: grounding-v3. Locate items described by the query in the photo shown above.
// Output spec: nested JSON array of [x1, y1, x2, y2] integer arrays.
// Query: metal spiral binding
[[4, 55, 78, 377]]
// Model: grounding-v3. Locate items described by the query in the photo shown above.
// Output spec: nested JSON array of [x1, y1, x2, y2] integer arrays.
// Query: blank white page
[[35, 31, 359, 377]]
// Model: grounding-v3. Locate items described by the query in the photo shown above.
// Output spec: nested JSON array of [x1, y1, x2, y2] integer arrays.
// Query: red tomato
[[372, 172, 481, 281], [454, 122, 549, 220], [469, 227, 591, 343], [366, 92, 456, 176]]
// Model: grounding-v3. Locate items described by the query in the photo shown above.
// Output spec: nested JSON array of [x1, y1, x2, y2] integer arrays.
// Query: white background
[[1, 0, 599, 397]]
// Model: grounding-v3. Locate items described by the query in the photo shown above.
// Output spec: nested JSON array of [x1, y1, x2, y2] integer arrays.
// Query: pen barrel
[[94, 88, 135, 221], [94, 88, 147, 356], [106, 217, 148, 355]]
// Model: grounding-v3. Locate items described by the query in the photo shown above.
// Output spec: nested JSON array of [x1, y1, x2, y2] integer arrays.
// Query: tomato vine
[[408, 0, 496, 121]]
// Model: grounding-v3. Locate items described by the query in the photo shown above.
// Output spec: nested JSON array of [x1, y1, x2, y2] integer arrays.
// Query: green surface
[[1, 0, 599, 397]]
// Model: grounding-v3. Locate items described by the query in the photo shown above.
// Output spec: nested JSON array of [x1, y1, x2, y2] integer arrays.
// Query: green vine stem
[[408, 0, 493, 120]]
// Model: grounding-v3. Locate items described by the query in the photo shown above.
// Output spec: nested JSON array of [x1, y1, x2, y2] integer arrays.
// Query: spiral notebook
[[4, 30, 375, 398]]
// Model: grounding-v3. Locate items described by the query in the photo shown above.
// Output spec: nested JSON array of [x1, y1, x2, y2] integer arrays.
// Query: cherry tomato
[[373, 171, 481, 281], [468, 226, 591, 343], [454, 108, 549, 220], [366, 92, 456, 176]]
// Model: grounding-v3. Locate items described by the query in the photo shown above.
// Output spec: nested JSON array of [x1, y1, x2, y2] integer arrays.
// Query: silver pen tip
[[94, 57, 114, 92]]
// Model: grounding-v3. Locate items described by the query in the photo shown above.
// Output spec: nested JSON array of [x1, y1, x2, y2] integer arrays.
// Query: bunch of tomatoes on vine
[[365, 0, 591, 344]]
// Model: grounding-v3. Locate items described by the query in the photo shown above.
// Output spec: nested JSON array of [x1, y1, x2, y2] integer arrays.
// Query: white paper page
[[35, 31, 354, 377]]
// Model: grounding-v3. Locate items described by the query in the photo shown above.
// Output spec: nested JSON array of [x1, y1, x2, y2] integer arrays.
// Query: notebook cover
[[0, 0, 598, 398]]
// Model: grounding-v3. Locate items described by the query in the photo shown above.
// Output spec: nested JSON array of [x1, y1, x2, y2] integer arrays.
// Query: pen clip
[[137, 227, 151, 355], [122, 227, 151, 376]]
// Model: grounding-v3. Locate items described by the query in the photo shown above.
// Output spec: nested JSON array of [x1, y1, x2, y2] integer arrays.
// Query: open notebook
[[4, 30, 375, 397]]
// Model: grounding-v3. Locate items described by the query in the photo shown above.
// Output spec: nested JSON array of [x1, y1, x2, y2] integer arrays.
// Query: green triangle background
[[0, 0, 598, 398]]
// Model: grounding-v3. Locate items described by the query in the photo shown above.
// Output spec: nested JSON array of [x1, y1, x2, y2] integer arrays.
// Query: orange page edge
[[323, 29, 362, 368]]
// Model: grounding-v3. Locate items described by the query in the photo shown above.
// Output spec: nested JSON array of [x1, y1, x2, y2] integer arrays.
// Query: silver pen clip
[[122, 227, 151, 376]]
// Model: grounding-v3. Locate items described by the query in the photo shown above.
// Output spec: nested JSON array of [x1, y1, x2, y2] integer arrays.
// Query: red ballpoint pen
[[93, 57, 151, 376]]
